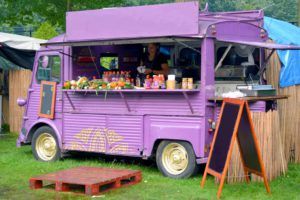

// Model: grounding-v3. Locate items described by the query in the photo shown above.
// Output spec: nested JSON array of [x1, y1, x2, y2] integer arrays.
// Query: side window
[[36, 55, 61, 83]]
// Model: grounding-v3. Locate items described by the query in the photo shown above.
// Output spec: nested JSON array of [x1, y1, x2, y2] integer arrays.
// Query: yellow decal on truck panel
[[65, 128, 131, 154]]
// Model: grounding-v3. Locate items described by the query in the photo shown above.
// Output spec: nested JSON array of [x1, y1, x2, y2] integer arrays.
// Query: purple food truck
[[16, 2, 299, 178]]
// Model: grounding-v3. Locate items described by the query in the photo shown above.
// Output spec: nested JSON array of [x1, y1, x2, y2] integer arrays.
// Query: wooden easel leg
[[262, 173, 271, 193], [244, 171, 250, 183], [200, 171, 208, 188], [217, 175, 226, 199]]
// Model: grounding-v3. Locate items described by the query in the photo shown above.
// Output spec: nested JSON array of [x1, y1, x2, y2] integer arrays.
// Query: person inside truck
[[140, 43, 169, 76]]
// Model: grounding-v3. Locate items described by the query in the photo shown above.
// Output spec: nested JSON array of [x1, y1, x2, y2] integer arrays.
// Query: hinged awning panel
[[66, 2, 199, 42]]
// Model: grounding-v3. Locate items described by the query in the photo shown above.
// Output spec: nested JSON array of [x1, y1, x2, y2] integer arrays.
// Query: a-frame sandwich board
[[201, 98, 270, 198]]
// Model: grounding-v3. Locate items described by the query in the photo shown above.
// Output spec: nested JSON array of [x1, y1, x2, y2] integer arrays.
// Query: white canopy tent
[[0, 32, 47, 70], [0, 32, 46, 50]]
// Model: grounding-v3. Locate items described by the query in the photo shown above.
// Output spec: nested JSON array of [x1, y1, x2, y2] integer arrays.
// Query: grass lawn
[[0, 134, 299, 200]]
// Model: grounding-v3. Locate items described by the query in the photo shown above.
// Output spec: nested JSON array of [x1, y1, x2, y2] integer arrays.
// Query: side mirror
[[41, 56, 49, 68], [17, 98, 27, 107]]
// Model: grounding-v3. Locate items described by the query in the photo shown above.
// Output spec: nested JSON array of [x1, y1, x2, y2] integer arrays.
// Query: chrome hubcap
[[162, 143, 188, 175], [36, 133, 57, 161]]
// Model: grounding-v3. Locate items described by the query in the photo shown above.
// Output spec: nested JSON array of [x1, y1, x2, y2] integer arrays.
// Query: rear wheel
[[156, 140, 198, 178], [32, 126, 61, 161]]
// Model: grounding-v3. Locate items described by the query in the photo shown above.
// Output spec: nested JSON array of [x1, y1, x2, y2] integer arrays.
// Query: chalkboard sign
[[39, 81, 57, 119], [208, 102, 241, 174], [237, 105, 262, 174], [201, 98, 270, 199]]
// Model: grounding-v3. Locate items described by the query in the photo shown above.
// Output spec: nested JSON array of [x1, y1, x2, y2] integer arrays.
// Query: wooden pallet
[[29, 166, 142, 195]]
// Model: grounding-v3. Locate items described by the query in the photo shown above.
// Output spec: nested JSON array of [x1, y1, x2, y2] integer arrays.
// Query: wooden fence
[[227, 110, 287, 183], [227, 49, 300, 183], [265, 51, 300, 163], [8, 70, 32, 133]]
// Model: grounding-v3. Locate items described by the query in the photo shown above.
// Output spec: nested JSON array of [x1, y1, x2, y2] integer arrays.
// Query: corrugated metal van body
[[62, 92, 204, 157], [63, 113, 144, 156], [143, 115, 203, 157]]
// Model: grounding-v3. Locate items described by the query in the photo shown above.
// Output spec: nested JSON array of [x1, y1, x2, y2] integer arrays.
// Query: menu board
[[39, 81, 56, 119], [201, 98, 270, 198], [237, 106, 262, 173], [208, 102, 240, 173]]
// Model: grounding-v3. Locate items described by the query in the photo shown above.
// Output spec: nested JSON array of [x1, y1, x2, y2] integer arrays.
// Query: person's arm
[[153, 63, 169, 76], [152, 54, 169, 76]]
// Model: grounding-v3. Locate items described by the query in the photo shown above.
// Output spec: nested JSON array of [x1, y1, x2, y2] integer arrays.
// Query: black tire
[[156, 140, 198, 179], [31, 126, 61, 162]]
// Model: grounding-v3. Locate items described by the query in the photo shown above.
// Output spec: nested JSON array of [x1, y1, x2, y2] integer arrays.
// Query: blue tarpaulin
[[264, 17, 300, 88]]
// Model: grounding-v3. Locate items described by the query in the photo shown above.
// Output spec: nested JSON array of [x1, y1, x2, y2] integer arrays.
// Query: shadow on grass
[[63, 151, 206, 177]]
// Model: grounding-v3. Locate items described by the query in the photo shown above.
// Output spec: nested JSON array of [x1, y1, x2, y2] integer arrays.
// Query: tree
[[33, 22, 58, 40], [0, 0, 298, 30], [0, 0, 124, 29]]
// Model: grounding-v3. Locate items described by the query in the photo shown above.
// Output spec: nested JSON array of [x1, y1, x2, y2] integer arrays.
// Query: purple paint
[[18, 2, 276, 166], [17, 98, 27, 107], [66, 2, 199, 41]]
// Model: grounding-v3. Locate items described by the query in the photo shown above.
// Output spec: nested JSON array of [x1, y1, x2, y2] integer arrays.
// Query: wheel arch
[[26, 119, 62, 149], [151, 139, 196, 157]]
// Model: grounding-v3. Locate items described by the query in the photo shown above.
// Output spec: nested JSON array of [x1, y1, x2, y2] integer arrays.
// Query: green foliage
[[1, 123, 10, 133], [0, 0, 125, 29], [0, 0, 298, 30], [32, 21, 58, 40], [202, 0, 297, 23]]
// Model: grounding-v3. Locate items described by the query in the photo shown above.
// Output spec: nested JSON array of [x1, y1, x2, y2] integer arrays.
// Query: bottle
[[144, 75, 152, 89], [158, 74, 166, 89], [136, 74, 141, 87], [108, 71, 112, 82], [182, 78, 188, 89], [103, 72, 108, 82], [111, 71, 116, 82], [167, 75, 176, 90], [152, 75, 160, 89], [116, 71, 120, 82], [120, 71, 125, 82], [188, 78, 193, 90]]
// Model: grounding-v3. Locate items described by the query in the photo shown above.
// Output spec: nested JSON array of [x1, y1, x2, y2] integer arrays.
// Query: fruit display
[[63, 76, 134, 90]]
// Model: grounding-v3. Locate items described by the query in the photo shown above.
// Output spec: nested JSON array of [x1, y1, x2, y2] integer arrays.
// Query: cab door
[[22, 50, 63, 139]]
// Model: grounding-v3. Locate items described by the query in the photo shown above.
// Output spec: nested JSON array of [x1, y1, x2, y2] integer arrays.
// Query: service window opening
[[70, 40, 202, 89], [214, 42, 261, 97]]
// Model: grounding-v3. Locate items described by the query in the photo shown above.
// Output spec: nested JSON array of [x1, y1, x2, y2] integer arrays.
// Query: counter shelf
[[208, 95, 289, 102], [62, 89, 200, 114]]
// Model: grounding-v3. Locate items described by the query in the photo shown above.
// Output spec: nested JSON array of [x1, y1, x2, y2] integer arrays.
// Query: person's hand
[[137, 66, 146, 73], [145, 69, 153, 74]]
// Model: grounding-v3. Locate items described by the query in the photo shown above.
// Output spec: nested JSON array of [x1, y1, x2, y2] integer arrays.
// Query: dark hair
[[149, 43, 160, 48]]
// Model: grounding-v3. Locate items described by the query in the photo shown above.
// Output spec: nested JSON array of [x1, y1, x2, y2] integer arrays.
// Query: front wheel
[[32, 126, 61, 162], [156, 140, 198, 178]]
